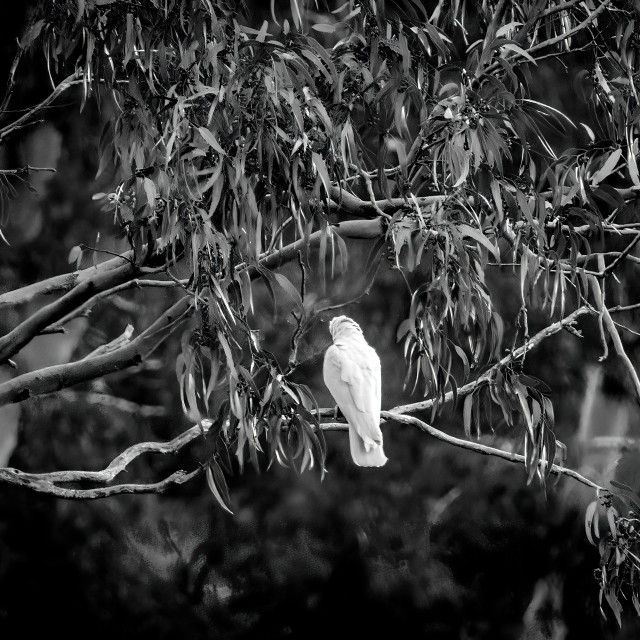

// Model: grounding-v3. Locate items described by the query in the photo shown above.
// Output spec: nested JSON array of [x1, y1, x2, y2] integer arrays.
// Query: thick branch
[[249, 217, 384, 275], [0, 261, 143, 364], [328, 186, 445, 218], [0, 296, 193, 405], [0, 252, 134, 310]]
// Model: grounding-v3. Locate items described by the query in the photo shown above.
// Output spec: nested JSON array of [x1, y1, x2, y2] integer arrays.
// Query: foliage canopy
[[2, 0, 640, 625]]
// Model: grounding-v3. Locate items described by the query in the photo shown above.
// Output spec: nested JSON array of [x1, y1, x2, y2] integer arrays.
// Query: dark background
[[1, 2, 640, 638]]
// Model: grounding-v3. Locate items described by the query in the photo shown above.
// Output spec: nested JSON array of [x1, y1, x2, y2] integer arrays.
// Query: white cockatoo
[[323, 316, 387, 467]]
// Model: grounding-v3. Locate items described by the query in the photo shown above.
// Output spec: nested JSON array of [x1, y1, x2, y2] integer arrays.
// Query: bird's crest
[[329, 315, 364, 340]]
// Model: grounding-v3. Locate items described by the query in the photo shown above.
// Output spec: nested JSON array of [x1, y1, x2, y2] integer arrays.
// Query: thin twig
[[45, 276, 184, 332], [0, 165, 56, 175], [528, 0, 612, 54], [316, 255, 383, 314], [0, 262, 144, 364], [0, 73, 82, 144], [389, 305, 594, 415], [603, 234, 640, 277], [0, 39, 24, 117]]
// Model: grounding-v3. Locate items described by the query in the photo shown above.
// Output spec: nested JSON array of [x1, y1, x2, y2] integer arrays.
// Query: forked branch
[[0, 295, 193, 405]]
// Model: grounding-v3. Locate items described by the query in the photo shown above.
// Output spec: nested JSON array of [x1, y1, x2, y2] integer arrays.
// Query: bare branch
[[0, 467, 202, 499], [598, 297, 640, 404], [45, 276, 186, 332], [0, 252, 134, 310], [528, 0, 612, 55], [0, 422, 202, 487], [602, 234, 640, 277], [328, 186, 446, 218], [0, 165, 56, 175], [0, 261, 143, 364], [0, 73, 82, 144], [389, 305, 594, 416], [576, 252, 640, 268], [610, 303, 640, 314], [537, 0, 583, 21], [0, 296, 193, 406], [320, 412, 603, 491]]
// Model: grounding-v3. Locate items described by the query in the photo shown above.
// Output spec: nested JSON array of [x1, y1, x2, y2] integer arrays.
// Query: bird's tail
[[348, 426, 387, 467]]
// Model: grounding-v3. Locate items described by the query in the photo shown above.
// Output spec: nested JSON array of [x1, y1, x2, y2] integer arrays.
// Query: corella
[[323, 316, 387, 467]]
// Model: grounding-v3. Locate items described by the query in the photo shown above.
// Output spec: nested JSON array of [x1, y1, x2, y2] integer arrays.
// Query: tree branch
[[0, 296, 193, 406], [0, 73, 82, 144], [45, 277, 187, 332], [0, 261, 144, 364], [389, 305, 594, 415], [0, 165, 56, 175], [328, 186, 446, 218], [0, 252, 134, 310], [248, 217, 385, 275], [320, 412, 603, 490], [0, 467, 202, 499], [513, 0, 548, 47], [599, 295, 640, 404], [0, 422, 203, 486], [537, 0, 583, 21], [528, 0, 612, 55]]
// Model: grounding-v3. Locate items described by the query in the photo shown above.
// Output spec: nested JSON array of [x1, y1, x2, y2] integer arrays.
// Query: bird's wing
[[323, 343, 382, 449]]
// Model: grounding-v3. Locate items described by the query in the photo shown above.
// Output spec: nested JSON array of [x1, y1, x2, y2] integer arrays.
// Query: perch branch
[[320, 412, 602, 490]]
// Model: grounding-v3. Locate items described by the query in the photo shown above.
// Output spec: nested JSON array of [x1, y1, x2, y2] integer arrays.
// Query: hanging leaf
[[206, 457, 233, 514]]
